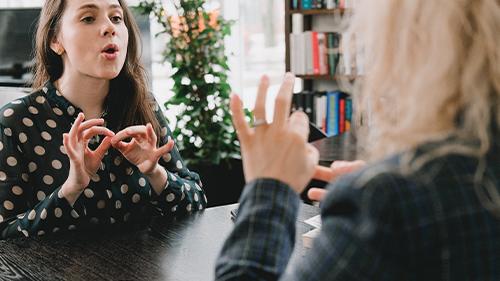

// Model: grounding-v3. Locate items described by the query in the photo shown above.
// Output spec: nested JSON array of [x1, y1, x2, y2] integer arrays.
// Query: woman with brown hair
[[216, 0, 500, 280], [0, 0, 206, 239]]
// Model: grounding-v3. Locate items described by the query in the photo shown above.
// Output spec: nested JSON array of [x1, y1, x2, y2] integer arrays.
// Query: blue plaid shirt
[[215, 141, 500, 280]]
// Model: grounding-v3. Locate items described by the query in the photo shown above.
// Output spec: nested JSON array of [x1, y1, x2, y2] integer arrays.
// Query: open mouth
[[101, 44, 119, 55]]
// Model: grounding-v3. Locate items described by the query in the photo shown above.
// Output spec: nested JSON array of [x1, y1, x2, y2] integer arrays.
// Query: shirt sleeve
[[215, 170, 405, 281], [0, 106, 86, 239], [144, 97, 207, 216]]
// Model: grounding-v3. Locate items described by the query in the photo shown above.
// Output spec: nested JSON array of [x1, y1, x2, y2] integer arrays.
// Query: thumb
[[308, 188, 327, 202], [94, 136, 113, 158]]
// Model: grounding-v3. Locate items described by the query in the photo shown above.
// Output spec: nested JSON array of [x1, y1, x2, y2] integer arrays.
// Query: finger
[[288, 111, 310, 142], [308, 188, 327, 202], [82, 127, 115, 142], [63, 133, 78, 159], [313, 165, 334, 182], [146, 123, 157, 145], [93, 136, 113, 158], [230, 94, 251, 141], [69, 113, 85, 141], [112, 140, 129, 151], [155, 139, 175, 158], [252, 75, 270, 123], [77, 118, 105, 138], [307, 143, 320, 168], [112, 126, 148, 145], [273, 73, 295, 128]]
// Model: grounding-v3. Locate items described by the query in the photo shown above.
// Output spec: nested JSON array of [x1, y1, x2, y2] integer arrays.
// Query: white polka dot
[[43, 175, 54, 185], [125, 167, 133, 175], [194, 193, 199, 202], [0, 171, 5, 181], [52, 227, 60, 233], [120, 184, 128, 194], [37, 230, 45, 236], [166, 193, 175, 202], [109, 173, 116, 182], [53, 107, 63, 116], [52, 160, 62, 170], [28, 210, 36, 220], [110, 217, 116, 224], [7, 156, 17, 166], [100, 162, 105, 170], [67, 106, 75, 116], [186, 204, 192, 212], [97, 200, 106, 209], [0, 215, 3, 223], [41, 131, 52, 141], [3, 108, 14, 117], [170, 173, 177, 181], [42, 87, 48, 93], [54, 208, 62, 218], [123, 213, 130, 221], [132, 194, 140, 203], [68, 225, 76, 231], [138, 177, 146, 187], [46, 119, 57, 128], [27, 162, 37, 173], [163, 153, 172, 162], [0, 141, 3, 151], [36, 96, 46, 104], [37, 191, 46, 201], [60, 145, 66, 155], [171, 205, 177, 213], [12, 186, 23, 196], [184, 183, 191, 191], [115, 200, 122, 209], [176, 160, 183, 169], [114, 156, 122, 166], [22, 118, 33, 127], [106, 190, 112, 199], [4, 128, 12, 136], [84, 189, 94, 198], [28, 106, 39, 115], [71, 210, 79, 219], [11, 100, 21, 105], [22, 230, 29, 237], [18, 133, 27, 143], [91, 174, 100, 182], [195, 183, 202, 191], [40, 209, 47, 220], [161, 127, 168, 137], [34, 146, 46, 156], [3, 200, 14, 210], [17, 214, 25, 220], [199, 204, 203, 210], [21, 173, 28, 182]]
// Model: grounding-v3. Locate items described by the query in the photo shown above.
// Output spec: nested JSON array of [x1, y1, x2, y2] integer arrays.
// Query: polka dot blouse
[[0, 82, 207, 239]]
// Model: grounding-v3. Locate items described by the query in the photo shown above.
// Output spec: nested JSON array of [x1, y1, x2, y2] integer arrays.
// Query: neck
[[55, 73, 110, 120]]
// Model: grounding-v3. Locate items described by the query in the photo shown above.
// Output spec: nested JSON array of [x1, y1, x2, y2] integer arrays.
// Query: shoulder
[[0, 88, 47, 127]]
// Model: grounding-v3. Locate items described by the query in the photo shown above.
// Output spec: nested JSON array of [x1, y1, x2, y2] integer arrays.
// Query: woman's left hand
[[111, 123, 174, 175]]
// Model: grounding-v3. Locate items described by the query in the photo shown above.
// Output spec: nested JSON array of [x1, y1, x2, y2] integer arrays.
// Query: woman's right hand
[[59, 113, 114, 205], [308, 160, 366, 202]]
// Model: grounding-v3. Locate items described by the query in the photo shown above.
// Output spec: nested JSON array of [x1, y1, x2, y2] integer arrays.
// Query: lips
[[101, 43, 119, 60]]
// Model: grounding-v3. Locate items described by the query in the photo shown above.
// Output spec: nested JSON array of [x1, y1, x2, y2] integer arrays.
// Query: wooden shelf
[[288, 9, 348, 15], [296, 74, 358, 81]]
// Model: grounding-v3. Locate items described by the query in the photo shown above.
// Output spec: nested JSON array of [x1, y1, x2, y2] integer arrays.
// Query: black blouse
[[0, 82, 207, 239]]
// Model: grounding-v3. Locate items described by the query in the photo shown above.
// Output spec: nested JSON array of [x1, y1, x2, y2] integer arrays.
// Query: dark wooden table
[[0, 203, 319, 281]]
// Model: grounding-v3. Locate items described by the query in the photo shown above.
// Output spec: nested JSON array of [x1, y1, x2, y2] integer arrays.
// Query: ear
[[50, 38, 65, 55]]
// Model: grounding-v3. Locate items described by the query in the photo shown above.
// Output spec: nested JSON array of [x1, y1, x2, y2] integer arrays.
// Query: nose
[[101, 21, 116, 37]]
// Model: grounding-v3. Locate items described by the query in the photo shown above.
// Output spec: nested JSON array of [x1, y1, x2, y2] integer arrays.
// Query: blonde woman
[[216, 0, 500, 280]]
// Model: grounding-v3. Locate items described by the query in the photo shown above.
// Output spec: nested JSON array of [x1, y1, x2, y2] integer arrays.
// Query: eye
[[111, 16, 122, 24], [81, 16, 95, 23]]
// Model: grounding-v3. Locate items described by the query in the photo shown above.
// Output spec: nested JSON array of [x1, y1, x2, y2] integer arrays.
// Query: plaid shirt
[[215, 142, 500, 280]]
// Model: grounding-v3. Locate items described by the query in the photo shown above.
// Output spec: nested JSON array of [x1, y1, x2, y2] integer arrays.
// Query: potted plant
[[136, 0, 249, 207]]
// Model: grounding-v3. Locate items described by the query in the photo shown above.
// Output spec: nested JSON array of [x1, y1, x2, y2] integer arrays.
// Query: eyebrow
[[78, 3, 123, 11]]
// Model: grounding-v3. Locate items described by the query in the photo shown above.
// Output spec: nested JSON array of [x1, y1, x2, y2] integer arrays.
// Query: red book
[[339, 98, 345, 133], [312, 32, 320, 74]]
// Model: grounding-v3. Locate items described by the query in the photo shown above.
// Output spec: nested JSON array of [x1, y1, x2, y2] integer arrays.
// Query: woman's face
[[52, 0, 129, 80]]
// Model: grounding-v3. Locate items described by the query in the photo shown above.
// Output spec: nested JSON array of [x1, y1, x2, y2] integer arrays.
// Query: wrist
[[60, 180, 84, 206]]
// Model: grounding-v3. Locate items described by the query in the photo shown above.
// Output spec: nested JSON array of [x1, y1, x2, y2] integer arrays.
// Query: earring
[[54, 47, 64, 55]]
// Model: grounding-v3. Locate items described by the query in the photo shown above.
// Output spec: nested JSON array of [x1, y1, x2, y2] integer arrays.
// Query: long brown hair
[[32, 0, 161, 138]]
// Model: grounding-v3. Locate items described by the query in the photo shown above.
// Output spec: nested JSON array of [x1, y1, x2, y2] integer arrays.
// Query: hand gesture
[[230, 73, 319, 193], [308, 160, 366, 201], [111, 123, 174, 175], [61, 113, 114, 199]]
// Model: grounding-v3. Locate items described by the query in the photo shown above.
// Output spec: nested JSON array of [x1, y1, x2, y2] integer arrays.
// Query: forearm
[[144, 163, 169, 196]]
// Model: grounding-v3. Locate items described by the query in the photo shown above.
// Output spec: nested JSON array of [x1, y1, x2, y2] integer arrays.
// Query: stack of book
[[291, 0, 355, 10], [292, 91, 352, 137]]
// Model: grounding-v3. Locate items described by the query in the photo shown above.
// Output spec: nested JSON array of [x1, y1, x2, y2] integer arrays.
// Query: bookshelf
[[285, 0, 356, 137]]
